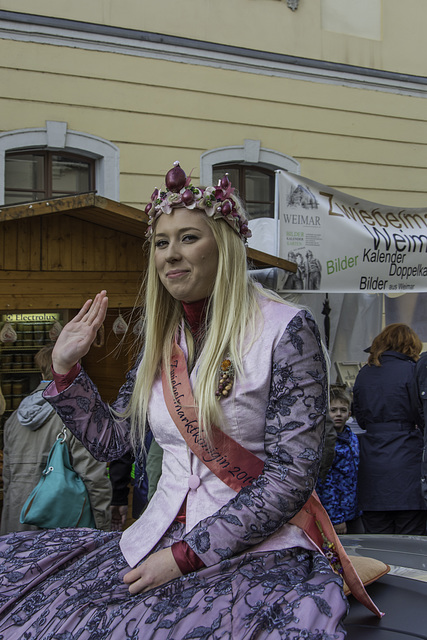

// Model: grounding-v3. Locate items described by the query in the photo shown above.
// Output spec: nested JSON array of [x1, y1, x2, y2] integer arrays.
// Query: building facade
[[0, 0, 426, 398], [0, 0, 426, 213]]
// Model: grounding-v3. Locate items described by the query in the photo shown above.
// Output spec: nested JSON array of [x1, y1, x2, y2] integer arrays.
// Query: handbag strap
[[43, 426, 71, 475], [57, 425, 67, 443], [162, 340, 383, 618]]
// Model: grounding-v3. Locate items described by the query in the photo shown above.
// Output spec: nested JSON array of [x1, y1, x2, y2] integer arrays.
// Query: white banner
[[277, 171, 427, 293]]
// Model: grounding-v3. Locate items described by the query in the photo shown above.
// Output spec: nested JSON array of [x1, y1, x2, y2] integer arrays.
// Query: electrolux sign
[[2, 313, 61, 323]]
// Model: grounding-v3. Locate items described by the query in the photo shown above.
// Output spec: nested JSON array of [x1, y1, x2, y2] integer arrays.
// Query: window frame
[[200, 140, 300, 187], [0, 121, 120, 206], [201, 142, 300, 257], [5, 149, 96, 205], [212, 163, 275, 219]]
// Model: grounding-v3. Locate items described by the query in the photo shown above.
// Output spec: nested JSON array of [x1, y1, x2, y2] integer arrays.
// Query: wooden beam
[[247, 247, 297, 273], [0, 271, 143, 310]]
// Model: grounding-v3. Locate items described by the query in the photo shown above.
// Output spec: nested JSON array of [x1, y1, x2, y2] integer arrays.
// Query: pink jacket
[[45, 295, 326, 569]]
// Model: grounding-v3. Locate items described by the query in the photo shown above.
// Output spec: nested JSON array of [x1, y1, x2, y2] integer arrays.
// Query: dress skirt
[[0, 525, 347, 639]]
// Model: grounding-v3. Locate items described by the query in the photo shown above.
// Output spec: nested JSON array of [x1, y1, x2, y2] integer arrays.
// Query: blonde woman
[[0, 163, 359, 638]]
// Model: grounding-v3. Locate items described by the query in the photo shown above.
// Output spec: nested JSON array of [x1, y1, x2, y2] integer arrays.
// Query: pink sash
[[162, 341, 383, 618]]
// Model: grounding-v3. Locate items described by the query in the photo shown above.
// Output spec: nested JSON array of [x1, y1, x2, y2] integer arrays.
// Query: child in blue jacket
[[316, 387, 364, 534]]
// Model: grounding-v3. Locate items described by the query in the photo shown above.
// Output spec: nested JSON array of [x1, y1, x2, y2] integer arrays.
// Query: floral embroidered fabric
[[0, 307, 348, 638], [0, 526, 346, 639]]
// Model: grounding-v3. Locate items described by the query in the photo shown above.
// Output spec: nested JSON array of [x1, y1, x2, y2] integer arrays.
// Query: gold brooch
[[215, 358, 234, 399]]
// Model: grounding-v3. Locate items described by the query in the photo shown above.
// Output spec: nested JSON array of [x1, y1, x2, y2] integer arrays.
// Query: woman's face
[[154, 208, 219, 303]]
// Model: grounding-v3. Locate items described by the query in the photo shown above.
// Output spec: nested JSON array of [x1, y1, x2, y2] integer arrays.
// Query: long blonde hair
[[127, 213, 289, 450]]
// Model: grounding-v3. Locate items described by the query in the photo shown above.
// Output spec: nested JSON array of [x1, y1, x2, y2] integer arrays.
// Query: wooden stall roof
[[0, 193, 296, 273], [0, 192, 148, 239]]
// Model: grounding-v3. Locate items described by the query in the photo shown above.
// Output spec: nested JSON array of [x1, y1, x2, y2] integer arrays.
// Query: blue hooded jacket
[[316, 424, 361, 524]]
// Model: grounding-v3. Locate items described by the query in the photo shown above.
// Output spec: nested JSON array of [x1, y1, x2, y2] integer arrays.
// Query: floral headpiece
[[144, 161, 252, 242]]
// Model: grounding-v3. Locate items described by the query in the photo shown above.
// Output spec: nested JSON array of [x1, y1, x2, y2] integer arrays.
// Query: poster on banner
[[277, 171, 427, 293]]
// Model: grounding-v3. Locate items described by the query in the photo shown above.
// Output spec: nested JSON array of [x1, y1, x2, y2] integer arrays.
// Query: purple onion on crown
[[181, 189, 195, 206], [221, 201, 232, 216], [220, 174, 231, 190], [165, 161, 187, 193]]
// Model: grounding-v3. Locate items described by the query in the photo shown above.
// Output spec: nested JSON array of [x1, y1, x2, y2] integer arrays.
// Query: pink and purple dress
[[0, 297, 348, 639]]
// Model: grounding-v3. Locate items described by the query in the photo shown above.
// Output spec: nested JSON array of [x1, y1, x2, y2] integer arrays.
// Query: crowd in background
[[1, 322, 426, 538]]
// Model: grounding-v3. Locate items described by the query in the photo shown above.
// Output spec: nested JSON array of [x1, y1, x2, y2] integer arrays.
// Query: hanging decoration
[[133, 317, 144, 337], [0, 385, 6, 415], [49, 321, 63, 342], [112, 310, 129, 337], [0, 322, 17, 344], [93, 324, 105, 348]]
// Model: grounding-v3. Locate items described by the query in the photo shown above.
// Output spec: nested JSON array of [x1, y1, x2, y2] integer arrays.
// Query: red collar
[[181, 298, 208, 335]]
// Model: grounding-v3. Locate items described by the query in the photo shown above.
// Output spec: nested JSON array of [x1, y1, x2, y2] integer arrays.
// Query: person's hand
[[110, 505, 128, 531], [52, 291, 109, 374], [334, 522, 347, 535], [123, 547, 183, 595]]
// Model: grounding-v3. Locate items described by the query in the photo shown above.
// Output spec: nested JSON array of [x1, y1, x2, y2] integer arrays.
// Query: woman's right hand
[[52, 290, 109, 374]]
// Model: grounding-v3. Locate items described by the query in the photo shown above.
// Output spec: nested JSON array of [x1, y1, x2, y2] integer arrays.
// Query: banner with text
[[277, 171, 427, 293]]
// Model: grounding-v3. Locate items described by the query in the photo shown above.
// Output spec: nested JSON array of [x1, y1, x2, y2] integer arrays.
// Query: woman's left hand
[[334, 522, 347, 535], [123, 547, 183, 595]]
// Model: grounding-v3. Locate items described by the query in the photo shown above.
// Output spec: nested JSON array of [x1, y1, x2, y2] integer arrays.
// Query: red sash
[[162, 341, 383, 618]]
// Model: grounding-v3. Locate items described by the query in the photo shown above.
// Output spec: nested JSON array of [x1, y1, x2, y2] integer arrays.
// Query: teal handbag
[[20, 428, 95, 529]]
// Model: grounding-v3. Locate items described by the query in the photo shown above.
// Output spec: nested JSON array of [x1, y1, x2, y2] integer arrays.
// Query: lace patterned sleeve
[[183, 309, 327, 565], [42, 358, 141, 461]]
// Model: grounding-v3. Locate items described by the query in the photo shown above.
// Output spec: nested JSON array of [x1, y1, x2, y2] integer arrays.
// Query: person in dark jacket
[[109, 434, 162, 530], [353, 323, 425, 535], [412, 351, 427, 506]]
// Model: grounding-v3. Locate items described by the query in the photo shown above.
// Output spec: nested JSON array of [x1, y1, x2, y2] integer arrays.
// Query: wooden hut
[[0, 192, 295, 515], [0, 191, 295, 418]]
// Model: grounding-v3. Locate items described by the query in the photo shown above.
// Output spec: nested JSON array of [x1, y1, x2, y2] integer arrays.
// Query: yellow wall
[[2, 0, 427, 75], [0, 1, 427, 209]]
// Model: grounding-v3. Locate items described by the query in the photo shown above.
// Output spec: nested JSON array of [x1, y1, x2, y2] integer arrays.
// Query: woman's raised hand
[[52, 290, 109, 374]]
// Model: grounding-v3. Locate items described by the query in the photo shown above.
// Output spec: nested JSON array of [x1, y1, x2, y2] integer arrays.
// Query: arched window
[[5, 150, 95, 205], [212, 163, 275, 219], [202, 140, 300, 221], [202, 141, 300, 256], [0, 121, 120, 205]]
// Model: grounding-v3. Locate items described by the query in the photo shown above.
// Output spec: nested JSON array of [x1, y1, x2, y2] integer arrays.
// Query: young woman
[[354, 323, 425, 535], [0, 163, 376, 638]]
